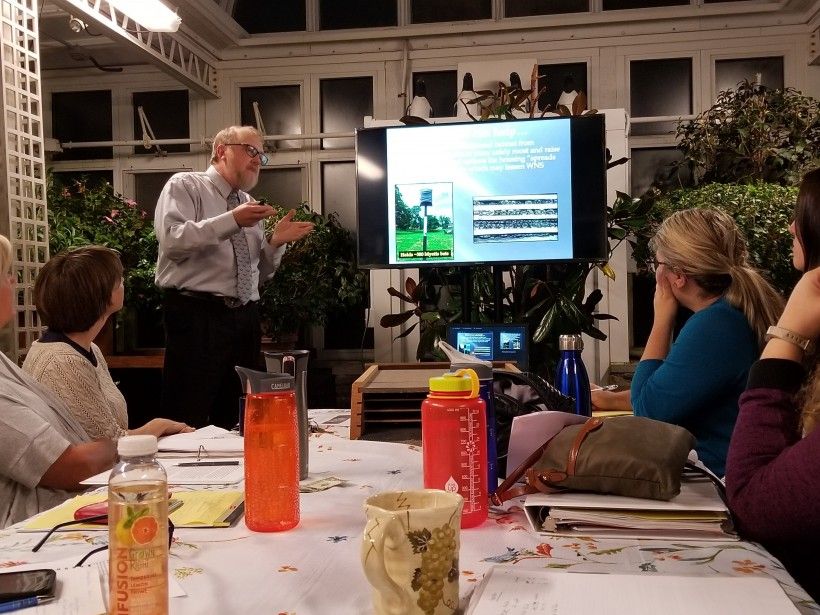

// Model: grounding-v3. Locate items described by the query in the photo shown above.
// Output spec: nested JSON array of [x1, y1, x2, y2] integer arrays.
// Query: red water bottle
[[235, 367, 300, 532], [422, 368, 488, 528]]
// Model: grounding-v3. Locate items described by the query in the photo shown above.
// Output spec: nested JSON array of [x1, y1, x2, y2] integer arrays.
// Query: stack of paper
[[158, 425, 243, 455], [524, 477, 736, 541], [466, 567, 799, 615]]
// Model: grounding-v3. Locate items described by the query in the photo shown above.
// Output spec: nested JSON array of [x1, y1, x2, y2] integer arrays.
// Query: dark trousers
[[160, 292, 262, 429]]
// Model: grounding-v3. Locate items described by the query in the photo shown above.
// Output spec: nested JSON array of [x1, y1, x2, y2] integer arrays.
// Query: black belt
[[167, 288, 253, 309]]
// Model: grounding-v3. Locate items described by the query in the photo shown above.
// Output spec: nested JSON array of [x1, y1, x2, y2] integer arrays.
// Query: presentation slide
[[385, 120, 573, 265]]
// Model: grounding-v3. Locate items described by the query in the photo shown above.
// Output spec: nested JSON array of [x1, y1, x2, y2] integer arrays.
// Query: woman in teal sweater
[[593, 209, 783, 475]]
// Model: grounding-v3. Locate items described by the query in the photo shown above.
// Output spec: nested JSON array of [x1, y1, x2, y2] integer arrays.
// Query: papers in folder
[[158, 425, 243, 454], [22, 490, 245, 531], [81, 459, 244, 486], [466, 567, 799, 615], [523, 478, 737, 541]]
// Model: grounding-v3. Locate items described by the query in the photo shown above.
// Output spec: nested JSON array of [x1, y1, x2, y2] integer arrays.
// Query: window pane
[[412, 0, 491, 23], [321, 161, 356, 233], [604, 0, 686, 8], [51, 90, 112, 161], [630, 58, 692, 117], [51, 170, 113, 192], [320, 77, 373, 150], [134, 171, 177, 217], [537, 62, 588, 112], [240, 85, 302, 151], [254, 167, 304, 209], [507, 0, 588, 16], [132, 91, 189, 155], [630, 147, 692, 197], [715, 57, 784, 95], [412, 71, 457, 118], [321, 160, 371, 350], [233, 0, 305, 33], [320, 0, 397, 29]]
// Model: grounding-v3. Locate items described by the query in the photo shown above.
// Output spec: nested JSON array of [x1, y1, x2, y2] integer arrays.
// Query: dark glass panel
[[411, 0, 491, 23], [630, 58, 692, 117], [715, 57, 784, 95], [506, 0, 588, 16], [320, 77, 373, 150], [604, 0, 686, 8], [132, 90, 189, 155], [240, 85, 302, 151], [412, 71, 457, 118], [51, 90, 112, 161], [321, 161, 356, 233], [134, 171, 177, 216], [537, 62, 588, 112], [254, 167, 304, 209], [233, 0, 305, 33], [51, 170, 113, 191], [320, 0, 397, 29], [630, 147, 692, 197]]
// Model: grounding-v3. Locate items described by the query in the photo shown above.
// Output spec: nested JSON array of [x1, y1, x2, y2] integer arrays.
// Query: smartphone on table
[[0, 569, 56, 603]]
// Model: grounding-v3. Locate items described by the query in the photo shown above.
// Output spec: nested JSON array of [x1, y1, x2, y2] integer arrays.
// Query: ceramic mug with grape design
[[362, 489, 463, 615]]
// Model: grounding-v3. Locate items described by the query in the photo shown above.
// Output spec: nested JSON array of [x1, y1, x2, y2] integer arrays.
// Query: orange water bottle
[[235, 367, 300, 532], [422, 368, 488, 528]]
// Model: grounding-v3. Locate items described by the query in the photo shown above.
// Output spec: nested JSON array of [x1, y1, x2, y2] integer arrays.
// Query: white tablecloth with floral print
[[0, 410, 816, 614]]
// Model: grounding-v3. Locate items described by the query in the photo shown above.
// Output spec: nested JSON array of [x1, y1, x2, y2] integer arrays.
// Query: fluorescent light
[[109, 0, 182, 33]]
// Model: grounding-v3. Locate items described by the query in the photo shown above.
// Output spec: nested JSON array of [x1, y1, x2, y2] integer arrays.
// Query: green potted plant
[[47, 173, 162, 351], [259, 203, 368, 346], [630, 81, 820, 295], [674, 80, 819, 187]]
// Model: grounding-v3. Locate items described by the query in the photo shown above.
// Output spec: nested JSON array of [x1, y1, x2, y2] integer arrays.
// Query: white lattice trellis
[[0, 0, 48, 362]]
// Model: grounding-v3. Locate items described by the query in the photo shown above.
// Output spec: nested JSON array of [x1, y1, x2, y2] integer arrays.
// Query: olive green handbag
[[491, 415, 696, 504]]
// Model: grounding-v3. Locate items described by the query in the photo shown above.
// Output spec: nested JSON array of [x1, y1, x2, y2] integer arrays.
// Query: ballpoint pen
[[0, 596, 54, 613], [590, 384, 619, 392], [176, 461, 240, 467]]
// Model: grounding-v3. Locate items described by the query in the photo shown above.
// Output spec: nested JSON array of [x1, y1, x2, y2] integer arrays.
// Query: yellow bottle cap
[[428, 368, 480, 397]]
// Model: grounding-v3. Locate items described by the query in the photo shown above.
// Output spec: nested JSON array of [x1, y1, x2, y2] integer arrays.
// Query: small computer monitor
[[446, 324, 529, 369]]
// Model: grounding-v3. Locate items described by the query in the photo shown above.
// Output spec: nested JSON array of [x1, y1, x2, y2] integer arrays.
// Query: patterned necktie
[[227, 190, 253, 304]]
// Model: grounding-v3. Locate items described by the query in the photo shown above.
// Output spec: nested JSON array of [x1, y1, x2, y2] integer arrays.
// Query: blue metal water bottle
[[452, 361, 498, 492], [555, 334, 592, 417]]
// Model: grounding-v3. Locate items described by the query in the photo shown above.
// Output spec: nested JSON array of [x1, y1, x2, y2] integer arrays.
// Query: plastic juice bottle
[[421, 368, 488, 528], [108, 435, 168, 615], [243, 386, 300, 532]]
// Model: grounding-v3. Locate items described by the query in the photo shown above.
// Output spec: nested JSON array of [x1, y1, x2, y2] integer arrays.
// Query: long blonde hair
[[650, 208, 784, 348]]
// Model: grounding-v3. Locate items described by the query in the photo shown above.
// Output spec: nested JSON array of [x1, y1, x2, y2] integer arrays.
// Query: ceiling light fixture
[[108, 0, 182, 33], [68, 15, 86, 33]]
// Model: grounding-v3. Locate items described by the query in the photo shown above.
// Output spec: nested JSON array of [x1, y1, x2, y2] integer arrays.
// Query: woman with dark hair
[[0, 236, 116, 528], [23, 246, 193, 440], [726, 168, 820, 601], [790, 167, 820, 271]]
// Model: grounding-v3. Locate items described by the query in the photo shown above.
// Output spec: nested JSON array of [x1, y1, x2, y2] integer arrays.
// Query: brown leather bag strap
[[490, 417, 604, 505], [491, 431, 559, 505], [567, 417, 603, 476]]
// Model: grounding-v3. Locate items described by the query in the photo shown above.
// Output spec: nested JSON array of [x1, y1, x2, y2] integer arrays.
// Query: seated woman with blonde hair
[[592, 208, 783, 475], [0, 235, 116, 528], [23, 245, 193, 440]]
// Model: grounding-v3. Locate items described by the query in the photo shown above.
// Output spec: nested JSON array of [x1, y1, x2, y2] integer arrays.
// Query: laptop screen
[[446, 324, 529, 369]]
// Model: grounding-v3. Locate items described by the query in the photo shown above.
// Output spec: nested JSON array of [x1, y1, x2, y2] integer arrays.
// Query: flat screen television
[[446, 323, 529, 369], [356, 114, 607, 269]]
